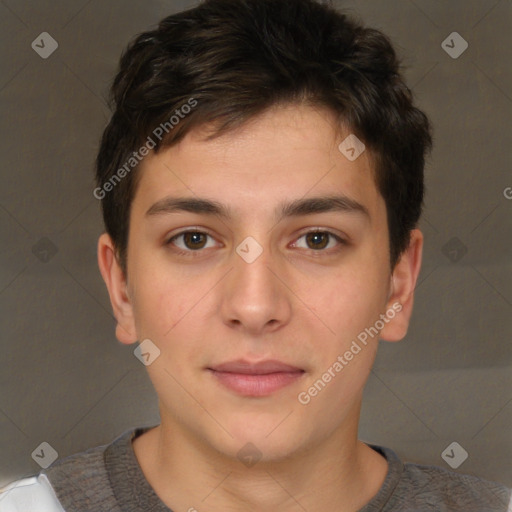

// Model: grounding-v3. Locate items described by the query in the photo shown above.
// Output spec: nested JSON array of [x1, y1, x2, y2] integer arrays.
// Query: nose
[[219, 240, 292, 335]]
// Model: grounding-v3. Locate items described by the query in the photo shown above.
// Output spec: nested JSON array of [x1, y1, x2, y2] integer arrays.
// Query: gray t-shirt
[[2, 425, 511, 511]]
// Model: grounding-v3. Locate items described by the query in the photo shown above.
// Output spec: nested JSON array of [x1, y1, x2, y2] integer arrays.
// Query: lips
[[208, 359, 304, 375], [207, 359, 305, 396]]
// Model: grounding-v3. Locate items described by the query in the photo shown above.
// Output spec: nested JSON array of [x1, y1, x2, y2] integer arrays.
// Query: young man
[[1, 0, 510, 510]]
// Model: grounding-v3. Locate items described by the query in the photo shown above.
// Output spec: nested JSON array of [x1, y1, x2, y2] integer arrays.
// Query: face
[[99, 104, 420, 462]]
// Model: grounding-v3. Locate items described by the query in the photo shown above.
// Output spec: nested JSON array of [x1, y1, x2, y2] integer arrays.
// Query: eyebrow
[[145, 195, 370, 222]]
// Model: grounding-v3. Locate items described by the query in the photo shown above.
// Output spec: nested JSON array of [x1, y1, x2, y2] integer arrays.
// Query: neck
[[133, 406, 388, 512]]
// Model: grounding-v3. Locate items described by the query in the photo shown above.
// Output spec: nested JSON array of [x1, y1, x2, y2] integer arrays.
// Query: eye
[[166, 230, 217, 254], [293, 230, 345, 252]]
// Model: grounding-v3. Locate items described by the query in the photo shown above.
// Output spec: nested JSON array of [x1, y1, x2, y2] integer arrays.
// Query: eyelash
[[165, 229, 347, 257]]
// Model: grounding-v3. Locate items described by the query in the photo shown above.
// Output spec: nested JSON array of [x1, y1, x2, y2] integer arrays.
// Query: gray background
[[1, 0, 511, 489]]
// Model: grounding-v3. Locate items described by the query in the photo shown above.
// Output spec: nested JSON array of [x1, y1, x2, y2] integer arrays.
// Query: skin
[[98, 104, 423, 512]]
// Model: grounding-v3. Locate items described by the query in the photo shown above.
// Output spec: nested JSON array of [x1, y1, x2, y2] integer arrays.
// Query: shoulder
[[0, 433, 125, 512], [39, 437, 121, 511], [41, 439, 108, 483], [0, 474, 65, 512], [0, 444, 108, 512], [368, 444, 512, 511], [396, 457, 511, 511]]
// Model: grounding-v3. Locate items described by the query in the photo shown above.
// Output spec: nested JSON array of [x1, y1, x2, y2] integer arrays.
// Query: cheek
[[308, 265, 389, 340], [131, 273, 220, 375], [130, 263, 197, 341]]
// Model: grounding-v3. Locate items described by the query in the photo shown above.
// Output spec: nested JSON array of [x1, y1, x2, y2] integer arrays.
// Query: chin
[[220, 419, 305, 460]]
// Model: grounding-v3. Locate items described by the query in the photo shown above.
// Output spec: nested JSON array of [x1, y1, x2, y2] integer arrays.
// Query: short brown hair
[[95, 0, 433, 274]]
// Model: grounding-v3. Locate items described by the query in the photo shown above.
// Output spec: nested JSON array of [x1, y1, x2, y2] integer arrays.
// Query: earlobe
[[97, 233, 138, 345], [380, 229, 424, 343]]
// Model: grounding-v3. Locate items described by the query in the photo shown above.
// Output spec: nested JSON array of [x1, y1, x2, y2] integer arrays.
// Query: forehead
[[131, 104, 383, 223]]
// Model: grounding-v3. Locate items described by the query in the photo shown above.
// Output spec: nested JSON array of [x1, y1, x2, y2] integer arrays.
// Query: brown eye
[[292, 230, 346, 253], [167, 231, 216, 253], [305, 232, 330, 250], [182, 232, 207, 250]]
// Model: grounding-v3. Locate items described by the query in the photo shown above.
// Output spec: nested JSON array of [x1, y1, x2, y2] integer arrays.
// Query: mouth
[[207, 359, 305, 397]]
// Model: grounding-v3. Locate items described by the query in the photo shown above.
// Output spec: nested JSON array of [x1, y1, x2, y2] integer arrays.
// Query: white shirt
[[0, 475, 65, 512]]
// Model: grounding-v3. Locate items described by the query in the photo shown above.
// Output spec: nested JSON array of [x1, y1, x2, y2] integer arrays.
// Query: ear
[[380, 229, 423, 342], [97, 233, 138, 345]]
